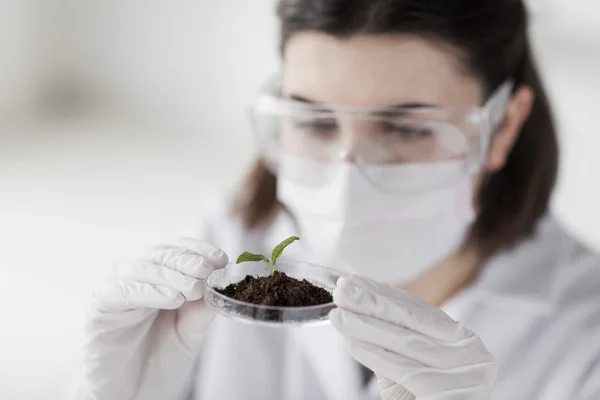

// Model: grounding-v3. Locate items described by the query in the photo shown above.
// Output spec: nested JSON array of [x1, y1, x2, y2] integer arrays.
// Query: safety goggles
[[249, 75, 514, 193]]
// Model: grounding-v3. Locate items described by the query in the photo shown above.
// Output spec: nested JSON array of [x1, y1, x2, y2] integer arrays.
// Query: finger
[[172, 238, 229, 266], [330, 308, 487, 369], [334, 275, 465, 342], [93, 280, 185, 313], [347, 340, 494, 398], [115, 259, 205, 301], [144, 244, 226, 280]]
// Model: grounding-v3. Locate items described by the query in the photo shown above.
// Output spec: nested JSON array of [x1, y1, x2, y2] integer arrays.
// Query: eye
[[379, 121, 434, 141], [293, 117, 338, 136]]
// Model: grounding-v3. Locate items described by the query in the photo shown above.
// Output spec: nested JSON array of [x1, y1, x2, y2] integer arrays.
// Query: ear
[[484, 85, 535, 171]]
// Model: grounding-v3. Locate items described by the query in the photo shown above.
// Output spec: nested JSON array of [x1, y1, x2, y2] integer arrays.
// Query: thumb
[[176, 300, 217, 344]]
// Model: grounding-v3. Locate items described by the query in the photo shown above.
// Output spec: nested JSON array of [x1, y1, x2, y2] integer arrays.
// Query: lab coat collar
[[467, 215, 563, 316], [264, 209, 562, 316]]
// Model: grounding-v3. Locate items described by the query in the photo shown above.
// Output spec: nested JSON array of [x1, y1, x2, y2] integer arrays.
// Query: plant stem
[[268, 261, 275, 276]]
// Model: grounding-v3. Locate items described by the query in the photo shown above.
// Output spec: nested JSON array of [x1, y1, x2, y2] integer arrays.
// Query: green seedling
[[236, 236, 300, 276]]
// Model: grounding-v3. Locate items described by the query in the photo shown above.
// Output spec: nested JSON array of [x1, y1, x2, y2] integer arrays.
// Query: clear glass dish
[[204, 259, 344, 327]]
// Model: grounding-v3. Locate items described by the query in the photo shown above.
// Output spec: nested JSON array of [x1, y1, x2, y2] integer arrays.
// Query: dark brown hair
[[233, 0, 558, 259]]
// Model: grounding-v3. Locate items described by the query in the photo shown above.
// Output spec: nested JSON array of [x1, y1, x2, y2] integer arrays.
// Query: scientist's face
[[282, 32, 534, 198]]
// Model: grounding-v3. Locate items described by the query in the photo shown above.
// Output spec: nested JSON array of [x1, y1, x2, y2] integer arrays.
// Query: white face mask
[[276, 157, 476, 284]]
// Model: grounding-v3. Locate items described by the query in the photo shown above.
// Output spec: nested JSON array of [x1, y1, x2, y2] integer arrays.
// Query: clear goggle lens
[[249, 77, 514, 193]]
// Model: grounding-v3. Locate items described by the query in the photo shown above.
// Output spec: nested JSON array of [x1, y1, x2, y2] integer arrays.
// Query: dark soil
[[217, 271, 332, 307]]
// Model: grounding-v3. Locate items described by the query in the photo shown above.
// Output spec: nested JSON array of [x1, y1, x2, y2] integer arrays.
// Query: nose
[[338, 149, 357, 164], [338, 118, 372, 163]]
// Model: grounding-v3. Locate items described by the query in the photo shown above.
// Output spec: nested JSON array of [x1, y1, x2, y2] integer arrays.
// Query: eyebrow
[[388, 102, 436, 109], [375, 103, 437, 117], [288, 94, 319, 104], [287, 93, 437, 113]]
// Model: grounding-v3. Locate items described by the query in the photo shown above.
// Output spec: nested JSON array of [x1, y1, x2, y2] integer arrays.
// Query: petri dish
[[204, 259, 345, 328]]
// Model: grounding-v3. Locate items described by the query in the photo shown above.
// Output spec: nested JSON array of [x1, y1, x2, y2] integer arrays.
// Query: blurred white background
[[0, 1, 599, 398]]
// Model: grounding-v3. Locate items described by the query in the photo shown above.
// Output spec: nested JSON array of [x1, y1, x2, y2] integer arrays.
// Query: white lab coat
[[186, 193, 600, 400]]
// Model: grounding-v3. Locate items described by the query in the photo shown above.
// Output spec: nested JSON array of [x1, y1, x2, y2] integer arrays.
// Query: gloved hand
[[330, 275, 496, 400], [72, 238, 228, 400]]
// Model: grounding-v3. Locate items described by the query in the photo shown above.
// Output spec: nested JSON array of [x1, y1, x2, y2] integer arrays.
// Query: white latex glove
[[72, 238, 228, 400], [330, 275, 496, 400]]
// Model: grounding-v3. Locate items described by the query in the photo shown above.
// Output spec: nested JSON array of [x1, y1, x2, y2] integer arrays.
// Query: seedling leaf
[[271, 236, 300, 266], [236, 251, 270, 265], [235, 236, 300, 276]]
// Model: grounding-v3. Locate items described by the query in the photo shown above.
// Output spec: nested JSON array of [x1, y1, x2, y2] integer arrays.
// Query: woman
[[73, 0, 600, 399]]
